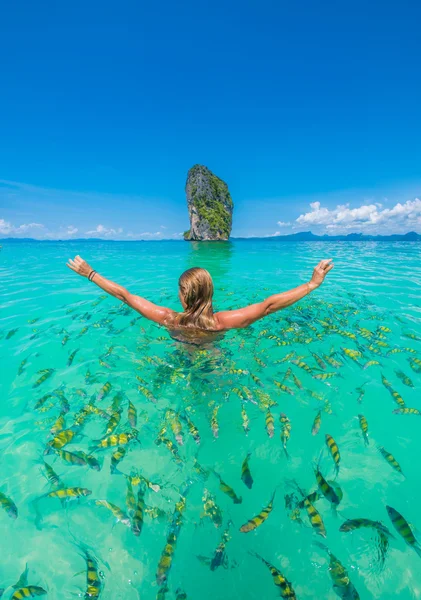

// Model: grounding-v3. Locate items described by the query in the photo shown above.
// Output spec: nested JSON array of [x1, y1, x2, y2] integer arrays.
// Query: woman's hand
[[309, 258, 334, 290], [66, 255, 93, 278]]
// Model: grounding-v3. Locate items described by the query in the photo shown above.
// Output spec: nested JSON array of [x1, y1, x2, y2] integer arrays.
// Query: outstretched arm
[[66, 255, 175, 325], [215, 259, 334, 330]]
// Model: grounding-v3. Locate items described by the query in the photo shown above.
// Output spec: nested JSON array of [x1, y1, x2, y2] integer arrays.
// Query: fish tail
[[414, 544, 421, 559]]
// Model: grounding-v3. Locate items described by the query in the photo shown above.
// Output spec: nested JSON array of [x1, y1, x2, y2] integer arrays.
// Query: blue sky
[[1, 0, 421, 239]]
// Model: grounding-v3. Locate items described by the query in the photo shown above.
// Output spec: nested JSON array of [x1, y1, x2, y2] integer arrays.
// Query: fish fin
[[196, 555, 212, 566], [413, 544, 421, 559], [313, 540, 329, 553]]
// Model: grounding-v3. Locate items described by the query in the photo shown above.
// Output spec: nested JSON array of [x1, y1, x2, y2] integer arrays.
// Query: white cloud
[[0, 219, 44, 235], [277, 221, 291, 227], [295, 198, 421, 234], [85, 224, 124, 236], [67, 226, 78, 235], [160, 225, 167, 229], [265, 231, 281, 237]]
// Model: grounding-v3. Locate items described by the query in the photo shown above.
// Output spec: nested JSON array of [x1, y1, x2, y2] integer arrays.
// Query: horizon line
[[1, 230, 420, 243]]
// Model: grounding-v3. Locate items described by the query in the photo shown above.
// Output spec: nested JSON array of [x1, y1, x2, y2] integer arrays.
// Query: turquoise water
[[1, 239, 421, 600]]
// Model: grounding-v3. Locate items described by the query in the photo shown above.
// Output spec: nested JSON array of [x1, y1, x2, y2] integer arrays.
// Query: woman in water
[[66, 255, 333, 343]]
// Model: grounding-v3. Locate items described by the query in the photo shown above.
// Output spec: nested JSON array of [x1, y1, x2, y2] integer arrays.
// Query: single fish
[[97, 381, 112, 401], [325, 434, 341, 475], [0, 491, 18, 519], [80, 548, 102, 599], [395, 370, 414, 388], [280, 413, 291, 458], [315, 542, 360, 599], [274, 380, 294, 395], [386, 505, 421, 557], [314, 466, 342, 507], [128, 401, 137, 428], [241, 403, 250, 435], [46, 487, 91, 500], [131, 487, 145, 536], [44, 429, 77, 455], [215, 473, 242, 504], [339, 518, 394, 538], [251, 552, 297, 598], [304, 496, 327, 537], [241, 453, 253, 489], [95, 500, 131, 527], [358, 414, 369, 445], [393, 407, 421, 416], [202, 489, 223, 528], [239, 492, 275, 533], [378, 446, 403, 475], [110, 446, 126, 474], [67, 348, 79, 366], [312, 411, 322, 436], [11, 587, 46, 600], [265, 408, 275, 438], [32, 368, 55, 389]]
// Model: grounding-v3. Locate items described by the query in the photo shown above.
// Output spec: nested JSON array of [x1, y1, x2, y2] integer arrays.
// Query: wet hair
[[177, 267, 216, 330]]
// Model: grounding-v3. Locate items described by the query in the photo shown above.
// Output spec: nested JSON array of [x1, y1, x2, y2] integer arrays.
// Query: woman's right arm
[[66, 255, 175, 325], [215, 259, 334, 330]]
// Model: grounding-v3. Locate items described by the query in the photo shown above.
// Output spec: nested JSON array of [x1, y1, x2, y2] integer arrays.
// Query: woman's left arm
[[66, 255, 174, 325]]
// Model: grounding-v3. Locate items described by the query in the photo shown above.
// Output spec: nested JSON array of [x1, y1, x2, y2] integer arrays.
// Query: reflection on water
[[186, 241, 234, 282]]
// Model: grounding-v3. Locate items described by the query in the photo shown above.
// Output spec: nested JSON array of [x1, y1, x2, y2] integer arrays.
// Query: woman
[[66, 255, 333, 343]]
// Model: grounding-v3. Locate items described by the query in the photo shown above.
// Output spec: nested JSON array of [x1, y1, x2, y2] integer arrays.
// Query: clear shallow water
[[0, 239, 421, 600]]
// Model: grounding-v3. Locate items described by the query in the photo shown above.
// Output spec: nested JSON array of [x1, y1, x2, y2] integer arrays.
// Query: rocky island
[[183, 165, 233, 241]]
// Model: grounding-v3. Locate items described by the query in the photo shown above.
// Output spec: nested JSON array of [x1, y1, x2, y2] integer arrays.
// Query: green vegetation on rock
[[184, 165, 233, 241]]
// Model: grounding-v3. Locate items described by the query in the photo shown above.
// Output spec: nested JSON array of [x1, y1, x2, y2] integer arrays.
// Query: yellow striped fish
[[325, 434, 341, 475], [393, 407, 421, 416], [251, 552, 297, 598], [46, 487, 91, 499], [95, 500, 131, 527], [311, 411, 321, 436], [274, 380, 294, 395], [386, 505, 421, 557], [32, 368, 55, 389], [378, 446, 404, 475], [241, 453, 253, 489], [315, 542, 359, 598], [280, 413, 291, 458], [127, 401, 137, 428], [304, 497, 327, 538], [12, 587, 47, 600], [131, 487, 145, 536], [81, 549, 102, 599], [0, 491, 18, 519], [239, 492, 275, 533], [314, 467, 342, 507], [265, 408, 275, 438], [45, 429, 76, 455], [358, 414, 369, 445], [97, 381, 112, 401]]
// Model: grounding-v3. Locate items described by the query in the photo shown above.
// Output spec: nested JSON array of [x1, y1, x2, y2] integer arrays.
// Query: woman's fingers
[[66, 263, 77, 272], [326, 264, 334, 272], [320, 258, 333, 270]]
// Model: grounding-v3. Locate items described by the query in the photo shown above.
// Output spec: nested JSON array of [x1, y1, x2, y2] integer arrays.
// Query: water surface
[[0, 240, 420, 599]]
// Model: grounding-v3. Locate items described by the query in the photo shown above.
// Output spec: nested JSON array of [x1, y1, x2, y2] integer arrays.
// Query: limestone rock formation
[[183, 165, 233, 241]]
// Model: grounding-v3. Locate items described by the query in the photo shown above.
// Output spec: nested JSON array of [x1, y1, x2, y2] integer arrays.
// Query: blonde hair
[[177, 267, 216, 330]]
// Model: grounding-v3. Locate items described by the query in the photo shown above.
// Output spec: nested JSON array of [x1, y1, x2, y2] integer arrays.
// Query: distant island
[[236, 231, 421, 242], [183, 165, 233, 241], [1, 231, 420, 242]]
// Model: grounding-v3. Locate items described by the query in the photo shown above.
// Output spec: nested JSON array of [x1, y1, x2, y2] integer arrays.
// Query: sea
[[0, 239, 421, 600]]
